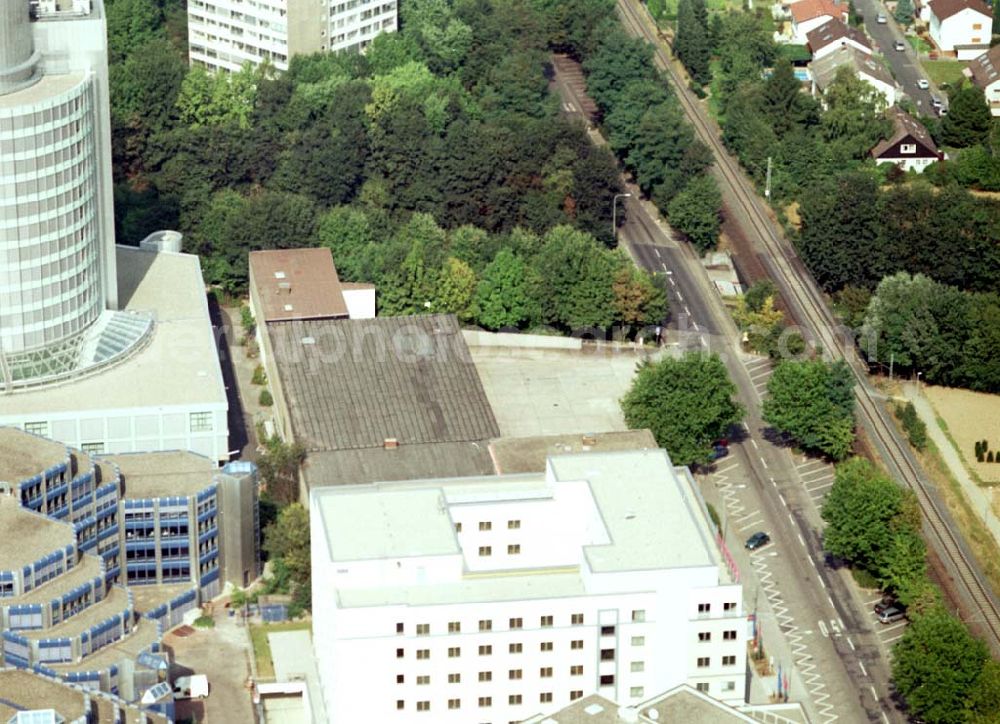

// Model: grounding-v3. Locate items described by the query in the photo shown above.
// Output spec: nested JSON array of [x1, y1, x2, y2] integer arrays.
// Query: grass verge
[[250, 621, 311, 679], [921, 59, 965, 87]]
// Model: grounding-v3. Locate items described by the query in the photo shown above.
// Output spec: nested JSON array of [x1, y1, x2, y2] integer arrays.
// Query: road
[[551, 48, 902, 723], [854, 0, 944, 113], [615, 0, 1000, 657]]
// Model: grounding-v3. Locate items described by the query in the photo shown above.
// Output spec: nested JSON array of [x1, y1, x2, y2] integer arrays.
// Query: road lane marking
[[661, 262, 668, 271], [787, 512, 794, 524], [859, 661, 868, 677], [734, 508, 760, 521], [839, 618, 845, 629], [751, 439, 759, 449], [818, 576, 827, 589], [778, 493, 787, 506], [684, 305, 691, 315], [847, 636, 856, 651], [882, 713, 890, 724], [668, 276, 676, 286], [869, 685, 878, 699], [760, 457, 769, 469], [818, 620, 828, 637], [654, 248, 661, 259], [797, 533, 805, 547], [677, 291, 684, 302], [827, 594, 835, 608], [692, 322, 700, 331]]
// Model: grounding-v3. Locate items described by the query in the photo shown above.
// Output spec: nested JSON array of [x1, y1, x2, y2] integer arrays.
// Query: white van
[[173, 674, 209, 700]]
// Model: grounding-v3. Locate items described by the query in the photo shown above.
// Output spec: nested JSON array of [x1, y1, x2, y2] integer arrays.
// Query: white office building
[[187, 0, 398, 73], [311, 449, 747, 723]]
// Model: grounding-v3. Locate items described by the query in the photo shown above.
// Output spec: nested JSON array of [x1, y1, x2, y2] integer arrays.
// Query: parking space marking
[[847, 637, 855, 651], [859, 661, 868, 677], [761, 457, 769, 469], [654, 247, 661, 259], [869, 685, 878, 700]]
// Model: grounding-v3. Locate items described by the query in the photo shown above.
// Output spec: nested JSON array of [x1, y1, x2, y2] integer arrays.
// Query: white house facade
[[311, 450, 747, 723], [928, 0, 992, 59]]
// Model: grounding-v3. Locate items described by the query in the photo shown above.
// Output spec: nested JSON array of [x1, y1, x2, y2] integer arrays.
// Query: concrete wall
[[217, 461, 261, 588], [462, 330, 583, 351]]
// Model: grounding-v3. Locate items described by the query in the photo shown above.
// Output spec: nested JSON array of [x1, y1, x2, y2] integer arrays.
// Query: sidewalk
[[901, 383, 1000, 545]]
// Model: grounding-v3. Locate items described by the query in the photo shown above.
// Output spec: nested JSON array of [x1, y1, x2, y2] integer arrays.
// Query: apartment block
[[188, 0, 398, 72], [311, 449, 747, 723]]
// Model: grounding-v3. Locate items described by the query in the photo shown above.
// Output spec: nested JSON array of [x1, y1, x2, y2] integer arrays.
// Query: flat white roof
[[0, 246, 227, 415], [315, 449, 724, 607]]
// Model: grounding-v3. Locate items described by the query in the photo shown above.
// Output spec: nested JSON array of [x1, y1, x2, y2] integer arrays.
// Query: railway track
[[614, 0, 1000, 649]]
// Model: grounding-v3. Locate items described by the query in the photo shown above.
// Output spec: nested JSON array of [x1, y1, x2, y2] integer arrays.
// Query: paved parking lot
[[163, 613, 255, 723], [469, 345, 650, 437]]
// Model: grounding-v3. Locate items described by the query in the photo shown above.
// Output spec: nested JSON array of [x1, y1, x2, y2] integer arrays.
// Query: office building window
[[448, 673, 461, 683], [600, 675, 615, 686], [541, 642, 553, 651], [416, 649, 429, 660], [571, 665, 583, 675], [571, 690, 583, 701], [601, 625, 615, 636], [397, 700, 404, 710], [723, 681, 736, 692], [455, 522, 462, 532], [480, 619, 493, 632], [696, 682, 709, 693], [601, 649, 615, 661], [697, 657, 710, 668], [479, 645, 493, 655], [632, 636, 645, 646], [479, 671, 492, 682], [631, 661, 644, 672], [723, 655, 736, 666], [416, 701, 430, 711], [509, 643, 523, 653], [479, 697, 492, 707], [724, 630, 737, 640], [632, 609, 646, 622], [448, 699, 460, 709], [479, 546, 492, 557], [540, 693, 553, 703], [509, 694, 523, 705], [631, 686, 644, 698], [24, 422, 48, 437], [189, 412, 213, 432], [508, 519, 521, 529], [396, 648, 404, 658], [698, 632, 711, 642], [479, 521, 492, 531], [417, 675, 430, 685], [698, 603, 711, 614], [81, 442, 104, 454], [723, 601, 737, 611], [416, 624, 429, 636], [449, 621, 461, 633], [509, 669, 522, 680], [540, 667, 553, 678], [571, 613, 584, 625], [540, 615, 553, 627], [571, 640, 584, 649], [510, 617, 523, 629], [448, 647, 460, 657], [396, 674, 404, 684], [396, 622, 404, 634], [508, 544, 521, 555]]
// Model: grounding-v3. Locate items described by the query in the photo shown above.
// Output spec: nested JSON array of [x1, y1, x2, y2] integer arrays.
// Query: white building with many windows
[[187, 0, 398, 72], [311, 449, 747, 723]]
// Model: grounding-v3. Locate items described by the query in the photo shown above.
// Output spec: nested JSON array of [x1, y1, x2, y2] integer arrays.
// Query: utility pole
[[612, 193, 632, 243], [764, 157, 772, 200], [889, 352, 894, 381]]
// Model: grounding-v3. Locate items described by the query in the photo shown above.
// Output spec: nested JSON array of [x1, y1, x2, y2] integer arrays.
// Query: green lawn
[[907, 35, 931, 54], [249, 620, 311, 679], [921, 59, 966, 88]]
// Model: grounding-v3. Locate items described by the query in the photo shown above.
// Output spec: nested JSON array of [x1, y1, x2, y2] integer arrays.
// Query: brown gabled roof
[[806, 18, 873, 53], [930, 0, 992, 21], [791, 0, 849, 23], [870, 106, 939, 158], [966, 45, 1000, 89], [249, 247, 349, 323]]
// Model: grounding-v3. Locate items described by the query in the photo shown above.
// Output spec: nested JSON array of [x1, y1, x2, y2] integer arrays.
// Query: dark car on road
[[745, 531, 770, 550]]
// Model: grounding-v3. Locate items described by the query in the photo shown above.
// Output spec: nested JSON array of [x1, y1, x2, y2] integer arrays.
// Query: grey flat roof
[[0, 246, 227, 415], [0, 72, 84, 109], [8, 554, 102, 606], [490, 430, 658, 474], [268, 314, 499, 452], [302, 441, 495, 489], [130, 582, 198, 615], [0, 427, 69, 483], [50, 617, 159, 673], [101, 450, 215, 499], [0, 670, 87, 721], [23, 586, 130, 641], [0, 495, 74, 571]]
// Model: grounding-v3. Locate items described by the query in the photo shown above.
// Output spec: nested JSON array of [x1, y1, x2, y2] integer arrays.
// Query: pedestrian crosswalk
[[745, 356, 773, 399], [797, 456, 836, 506]]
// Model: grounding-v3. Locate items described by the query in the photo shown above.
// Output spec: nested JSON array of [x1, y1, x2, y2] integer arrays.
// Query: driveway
[[853, 0, 943, 113]]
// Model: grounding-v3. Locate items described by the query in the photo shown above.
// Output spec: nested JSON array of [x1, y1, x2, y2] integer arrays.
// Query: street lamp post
[[612, 193, 632, 243]]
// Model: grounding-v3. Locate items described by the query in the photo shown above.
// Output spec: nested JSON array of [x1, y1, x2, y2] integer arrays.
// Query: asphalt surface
[[854, 0, 944, 113]]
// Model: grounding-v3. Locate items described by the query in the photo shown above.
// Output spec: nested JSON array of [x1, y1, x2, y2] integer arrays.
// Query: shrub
[[259, 389, 273, 407], [240, 305, 256, 337], [251, 364, 267, 386], [894, 402, 927, 451], [193, 615, 215, 629]]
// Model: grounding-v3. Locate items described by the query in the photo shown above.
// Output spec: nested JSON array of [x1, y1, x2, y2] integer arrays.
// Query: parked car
[[937, 106, 948, 116], [745, 531, 770, 551], [917, 78, 930, 89], [874, 595, 897, 615], [708, 444, 729, 462], [931, 96, 943, 107], [879, 606, 906, 624], [894, 40, 906, 51], [877, 13, 887, 22]]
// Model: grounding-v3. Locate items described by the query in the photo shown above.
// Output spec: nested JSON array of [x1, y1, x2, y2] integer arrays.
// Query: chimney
[[383, 438, 399, 449]]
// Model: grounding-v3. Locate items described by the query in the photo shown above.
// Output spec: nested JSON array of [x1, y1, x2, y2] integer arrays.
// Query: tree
[[531, 226, 618, 329], [760, 59, 819, 138], [612, 264, 669, 329], [676, 0, 712, 85], [105, 0, 164, 63], [257, 438, 308, 507], [893, 606, 989, 724], [316, 206, 379, 283], [969, 660, 1000, 724], [263, 503, 311, 591], [667, 175, 722, 253], [942, 86, 992, 148], [474, 249, 538, 329], [821, 67, 892, 162], [176, 64, 261, 129], [733, 289, 785, 356], [433, 258, 477, 319], [763, 359, 856, 459], [894, 0, 914, 24], [621, 352, 744, 466]]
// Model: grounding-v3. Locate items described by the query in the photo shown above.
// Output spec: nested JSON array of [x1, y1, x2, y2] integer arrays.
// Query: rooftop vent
[[384, 438, 399, 449], [618, 707, 640, 723], [274, 271, 286, 279], [301, 337, 315, 345], [284, 304, 294, 312], [582, 434, 597, 447]]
